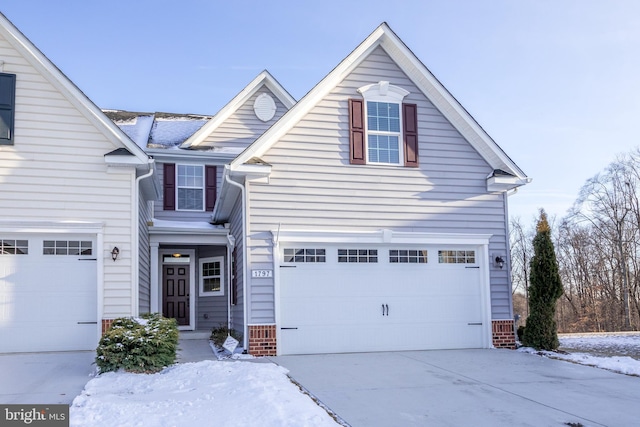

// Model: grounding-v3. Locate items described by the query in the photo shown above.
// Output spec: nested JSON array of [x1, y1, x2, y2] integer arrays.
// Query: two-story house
[[1, 13, 528, 356]]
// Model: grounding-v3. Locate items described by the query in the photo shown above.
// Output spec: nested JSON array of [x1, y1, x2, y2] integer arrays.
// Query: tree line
[[511, 148, 640, 332]]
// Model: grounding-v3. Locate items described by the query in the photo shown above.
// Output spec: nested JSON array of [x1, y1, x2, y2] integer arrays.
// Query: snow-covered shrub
[[96, 313, 179, 374]]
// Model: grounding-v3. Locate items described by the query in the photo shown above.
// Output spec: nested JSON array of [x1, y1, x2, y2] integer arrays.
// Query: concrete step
[[179, 331, 210, 340]]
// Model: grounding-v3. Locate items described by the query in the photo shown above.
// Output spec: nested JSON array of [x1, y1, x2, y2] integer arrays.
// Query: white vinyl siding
[[248, 46, 511, 320], [199, 86, 288, 150], [0, 32, 138, 319]]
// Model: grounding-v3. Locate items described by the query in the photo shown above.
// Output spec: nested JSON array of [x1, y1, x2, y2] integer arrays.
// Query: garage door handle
[[386, 304, 389, 316], [382, 304, 389, 316], [382, 304, 385, 316]]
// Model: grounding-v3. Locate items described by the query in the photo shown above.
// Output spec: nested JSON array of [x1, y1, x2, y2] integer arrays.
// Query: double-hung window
[[200, 256, 224, 296], [177, 164, 204, 211], [163, 163, 217, 212], [367, 101, 401, 164], [349, 81, 418, 167]]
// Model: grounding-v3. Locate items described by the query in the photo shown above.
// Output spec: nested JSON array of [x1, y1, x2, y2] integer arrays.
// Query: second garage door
[[279, 244, 488, 355], [0, 235, 98, 353]]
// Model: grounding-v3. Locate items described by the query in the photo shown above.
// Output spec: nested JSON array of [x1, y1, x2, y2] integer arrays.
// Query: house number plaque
[[252, 269, 273, 278]]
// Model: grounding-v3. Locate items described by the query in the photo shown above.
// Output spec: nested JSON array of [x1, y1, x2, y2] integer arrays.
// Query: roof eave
[[0, 13, 150, 165]]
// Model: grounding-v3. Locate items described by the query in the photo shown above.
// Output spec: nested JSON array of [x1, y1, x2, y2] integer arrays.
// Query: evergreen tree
[[522, 209, 563, 350]]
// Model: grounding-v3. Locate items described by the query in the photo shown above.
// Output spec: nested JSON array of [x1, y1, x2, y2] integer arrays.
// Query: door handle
[[382, 304, 385, 316], [382, 304, 389, 316], [385, 304, 389, 316]]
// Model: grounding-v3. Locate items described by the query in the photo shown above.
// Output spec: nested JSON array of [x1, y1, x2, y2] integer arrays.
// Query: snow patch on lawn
[[70, 360, 340, 427], [518, 347, 640, 377]]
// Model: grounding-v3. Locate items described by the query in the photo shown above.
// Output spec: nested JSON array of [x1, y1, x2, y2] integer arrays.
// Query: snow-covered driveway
[[271, 349, 640, 427]]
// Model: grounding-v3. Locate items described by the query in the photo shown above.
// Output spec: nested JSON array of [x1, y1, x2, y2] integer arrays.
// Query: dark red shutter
[[0, 73, 16, 143], [403, 103, 419, 167], [163, 163, 176, 210], [205, 165, 217, 211], [349, 99, 366, 165]]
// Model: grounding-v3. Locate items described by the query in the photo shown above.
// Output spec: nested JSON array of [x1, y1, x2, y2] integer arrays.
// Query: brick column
[[102, 319, 115, 333], [492, 320, 516, 349], [248, 325, 277, 356]]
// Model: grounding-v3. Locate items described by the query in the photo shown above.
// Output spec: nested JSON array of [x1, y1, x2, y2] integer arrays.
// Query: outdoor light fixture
[[111, 247, 120, 261], [495, 255, 505, 269]]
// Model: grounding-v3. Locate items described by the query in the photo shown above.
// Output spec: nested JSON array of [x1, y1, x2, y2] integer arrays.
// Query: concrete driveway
[[0, 351, 95, 404], [270, 349, 640, 427]]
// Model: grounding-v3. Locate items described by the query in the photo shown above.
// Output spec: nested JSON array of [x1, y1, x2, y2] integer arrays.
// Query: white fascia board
[[104, 155, 143, 166], [231, 26, 386, 168], [0, 14, 149, 166], [181, 70, 296, 149], [145, 148, 236, 163], [231, 163, 272, 177], [487, 175, 531, 192], [377, 30, 528, 181], [271, 229, 492, 246]]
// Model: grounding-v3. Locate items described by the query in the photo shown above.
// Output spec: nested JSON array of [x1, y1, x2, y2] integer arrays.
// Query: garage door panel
[[279, 244, 486, 355], [0, 235, 97, 352]]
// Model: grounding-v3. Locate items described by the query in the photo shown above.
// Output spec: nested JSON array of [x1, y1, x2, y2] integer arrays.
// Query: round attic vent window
[[253, 93, 277, 122]]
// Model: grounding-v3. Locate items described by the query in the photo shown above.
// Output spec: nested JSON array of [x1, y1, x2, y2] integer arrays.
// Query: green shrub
[[210, 324, 242, 348], [96, 313, 178, 374], [522, 210, 563, 350]]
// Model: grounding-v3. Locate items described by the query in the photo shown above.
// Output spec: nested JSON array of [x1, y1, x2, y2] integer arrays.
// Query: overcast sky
[[3, 0, 639, 223]]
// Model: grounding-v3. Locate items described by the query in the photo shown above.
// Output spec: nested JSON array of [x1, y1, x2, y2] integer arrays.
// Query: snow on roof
[[148, 116, 209, 148], [106, 110, 253, 151]]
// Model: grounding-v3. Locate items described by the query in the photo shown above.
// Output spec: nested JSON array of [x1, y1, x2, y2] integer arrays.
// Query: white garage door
[[0, 235, 98, 352], [279, 245, 487, 355]]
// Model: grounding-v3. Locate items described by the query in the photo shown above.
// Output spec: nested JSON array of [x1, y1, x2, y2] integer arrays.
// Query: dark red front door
[[163, 265, 189, 325]]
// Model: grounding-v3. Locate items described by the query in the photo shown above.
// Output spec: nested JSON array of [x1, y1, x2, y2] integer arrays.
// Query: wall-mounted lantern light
[[494, 255, 505, 269], [111, 247, 120, 261]]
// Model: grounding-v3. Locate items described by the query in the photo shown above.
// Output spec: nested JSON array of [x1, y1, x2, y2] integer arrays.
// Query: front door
[[163, 264, 190, 326]]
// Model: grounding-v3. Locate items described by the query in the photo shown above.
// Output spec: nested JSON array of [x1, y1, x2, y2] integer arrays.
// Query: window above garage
[[349, 81, 418, 167]]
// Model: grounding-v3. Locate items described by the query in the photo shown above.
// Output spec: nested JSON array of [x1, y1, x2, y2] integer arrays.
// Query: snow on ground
[[519, 332, 640, 377], [559, 331, 640, 359], [70, 360, 340, 427]]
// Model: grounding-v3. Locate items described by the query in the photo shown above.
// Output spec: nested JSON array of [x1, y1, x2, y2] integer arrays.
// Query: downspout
[[505, 187, 518, 342], [225, 171, 249, 352], [133, 160, 155, 316]]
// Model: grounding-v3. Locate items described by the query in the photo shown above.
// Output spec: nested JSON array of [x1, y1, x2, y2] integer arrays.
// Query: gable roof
[[180, 70, 296, 149], [230, 23, 528, 184], [0, 12, 150, 165]]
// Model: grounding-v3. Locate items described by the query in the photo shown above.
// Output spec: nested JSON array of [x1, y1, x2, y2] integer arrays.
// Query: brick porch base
[[248, 325, 277, 356], [102, 319, 115, 333], [492, 319, 516, 349]]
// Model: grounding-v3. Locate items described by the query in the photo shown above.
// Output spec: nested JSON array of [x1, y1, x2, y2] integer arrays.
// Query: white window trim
[[176, 164, 205, 212], [358, 81, 409, 166], [199, 256, 225, 297]]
